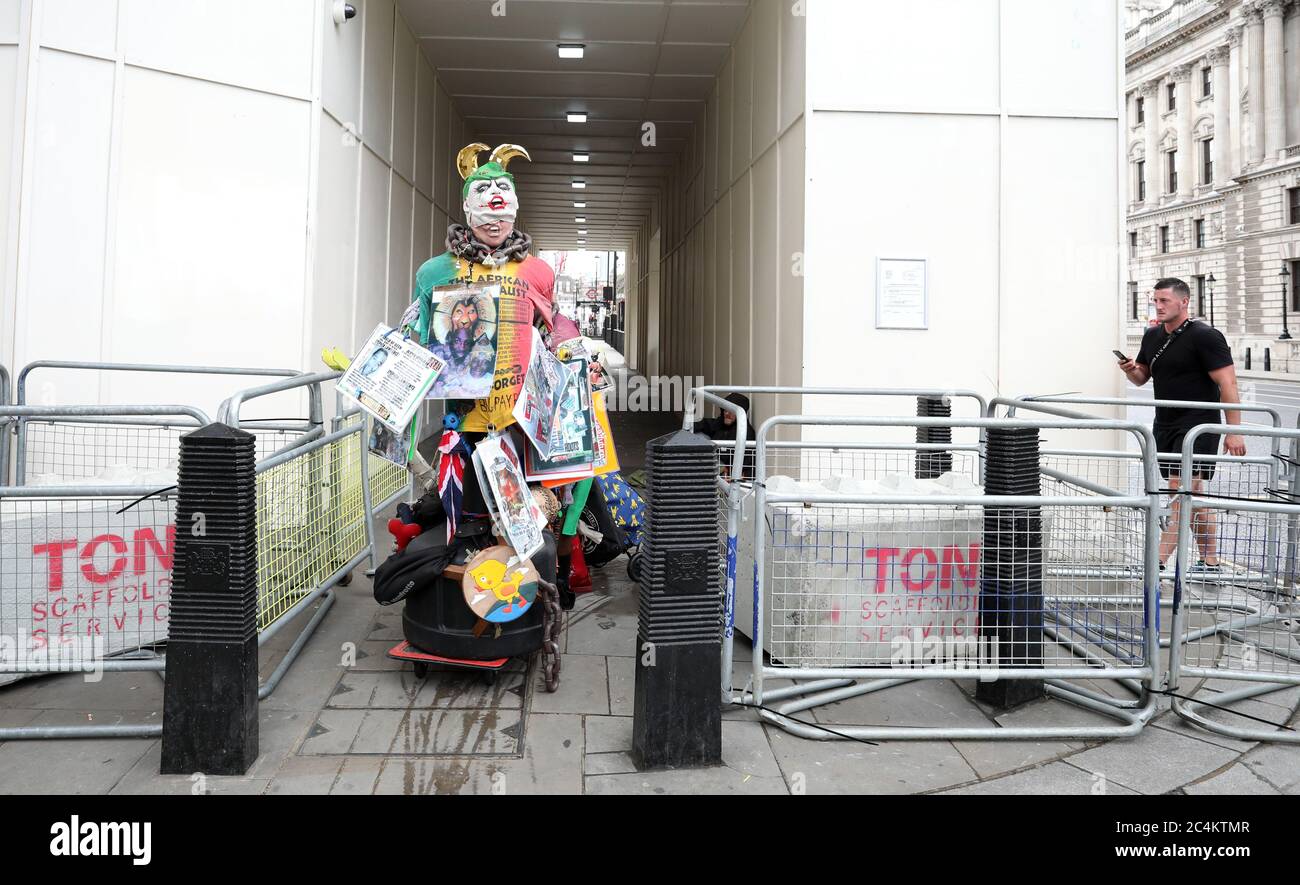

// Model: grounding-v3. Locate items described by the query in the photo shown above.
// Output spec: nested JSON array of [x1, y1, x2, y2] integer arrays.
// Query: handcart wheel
[[337, 571, 353, 587], [412, 662, 429, 679]]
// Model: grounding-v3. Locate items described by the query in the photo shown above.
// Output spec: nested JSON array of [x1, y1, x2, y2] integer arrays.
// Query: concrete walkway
[[1, 364, 1298, 794]]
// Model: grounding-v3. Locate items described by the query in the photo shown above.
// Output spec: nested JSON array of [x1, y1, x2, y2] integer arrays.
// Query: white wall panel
[[731, 16, 752, 180], [387, 172, 412, 324], [752, 0, 778, 152], [751, 147, 778, 423], [1002, 116, 1120, 402], [1003, 0, 1118, 114], [803, 112, 1000, 424], [361, 0, 394, 161], [779, 0, 805, 132], [391, 14, 416, 182], [412, 190, 431, 276], [415, 53, 434, 196], [321, 0, 364, 125], [19, 50, 114, 394], [310, 113, 361, 376], [713, 191, 731, 386], [122, 0, 315, 98], [808, 0, 998, 112], [433, 82, 449, 211], [730, 170, 751, 386], [113, 67, 311, 414], [41, 0, 117, 57], [776, 115, 804, 427], [0, 0, 18, 43], [354, 145, 390, 350], [717, 54, 732, 189]]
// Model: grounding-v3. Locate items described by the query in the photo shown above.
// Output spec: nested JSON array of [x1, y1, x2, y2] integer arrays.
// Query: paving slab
[[810, 677, 994, 729], [607, 654, 634, 716], [347, 707, 522, 756], [563, 593, 638, 657], [0, 670, 164, 712], [1240, 742, 1300, 791], [765, 728, 977, 794], [584, 714, 633, 754], [1062, 726, 1238, 794], [585, 751, 638, 775], [0, 720, 155, 794], [266, 755, 345, 795], [1184, 762, 1281, 795], [530, 654, 609, 715], [953, 738, 1085, 781], [939, 761, 1140, 795], [371, 713, 583, 795]]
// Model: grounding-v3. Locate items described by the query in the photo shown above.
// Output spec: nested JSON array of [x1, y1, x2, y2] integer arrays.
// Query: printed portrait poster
[[367, 415, 407, 467], [471, 434, 546, 561], [337, 324, 446, 433], [459, 294, 535, 433], [512, 326, 572, 459], [523, 359, 597, 484], [425, 284, 501, 400]]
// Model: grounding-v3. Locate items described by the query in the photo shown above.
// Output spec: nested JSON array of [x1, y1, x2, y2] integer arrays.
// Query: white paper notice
[[337, 324, 446, 433], [875, 258, 928, 330]]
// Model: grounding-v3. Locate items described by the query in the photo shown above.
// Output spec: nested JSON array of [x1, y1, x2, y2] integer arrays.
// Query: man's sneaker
[[1190, 560, 1222, 575]]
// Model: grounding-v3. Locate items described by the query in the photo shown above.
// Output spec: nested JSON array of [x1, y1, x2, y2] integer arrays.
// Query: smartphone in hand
[[1113, 350, 1129, 363]]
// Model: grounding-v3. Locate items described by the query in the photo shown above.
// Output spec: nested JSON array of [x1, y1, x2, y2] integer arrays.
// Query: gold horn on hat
[[489, 144, 530, 171], [457, 142, 491, 181]]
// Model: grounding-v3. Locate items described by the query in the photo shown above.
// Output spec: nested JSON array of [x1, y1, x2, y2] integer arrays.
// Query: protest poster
[[337, 324, 445, 433], [459, 294, 534, 432], [590, 391, 619, 477], [367, 415, 408, 466], [512, 326, 572, 460], [522, 357, 596, 483], [472, 434, 546, 561], [425, 284, 501, 400]]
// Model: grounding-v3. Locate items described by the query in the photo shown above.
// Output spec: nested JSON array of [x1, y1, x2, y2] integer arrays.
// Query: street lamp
[[1207, 273, 1215, 327], [1281, 265, 1293, 340]]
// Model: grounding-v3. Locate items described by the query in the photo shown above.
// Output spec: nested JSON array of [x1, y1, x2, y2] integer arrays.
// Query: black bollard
[[632, 429, 722, 769], [915, 396, 953, 479], [160, 423, 260, 775], [976, 426, 1046, 708]]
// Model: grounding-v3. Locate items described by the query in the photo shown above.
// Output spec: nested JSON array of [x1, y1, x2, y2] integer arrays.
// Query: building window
[[1160, 225, 1170, 253], [1290, 187, 1300, 225], [1202, 139, 1213, 185], [1195, 275, 1206, 316], [1130, 282, 1140, 320], [1137, 160, 1146, 201], [1167, 151, 1177, 194], [1195, 218, 1206, 249], [1202, 66, 1212, 98], [1293, 260, 1300, 313], [1129, 231, 1138, 258], [1136, 96, 1145, 124], [1167, 82, 1176, 111]]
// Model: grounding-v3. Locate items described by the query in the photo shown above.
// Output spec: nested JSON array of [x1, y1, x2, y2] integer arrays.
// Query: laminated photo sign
[[459, 294, 534, 432], [472, 433, 546, 560], [512, 326, 572, 459], [337, 323, 446, 433], [462, 546, 539, 623]]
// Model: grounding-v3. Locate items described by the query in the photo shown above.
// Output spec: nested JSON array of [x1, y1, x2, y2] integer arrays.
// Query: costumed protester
[[695, 392, 756, 480]]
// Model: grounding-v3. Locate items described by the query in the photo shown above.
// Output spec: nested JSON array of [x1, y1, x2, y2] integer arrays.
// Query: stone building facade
[[1126, 0, 1300, 372]]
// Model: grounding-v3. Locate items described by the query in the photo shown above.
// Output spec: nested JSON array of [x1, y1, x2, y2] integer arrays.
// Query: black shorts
[[1155, 425, 1219, 481]]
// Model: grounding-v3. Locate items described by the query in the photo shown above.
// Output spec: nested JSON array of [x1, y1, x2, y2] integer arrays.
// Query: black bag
[[371, 517, 495, 606]]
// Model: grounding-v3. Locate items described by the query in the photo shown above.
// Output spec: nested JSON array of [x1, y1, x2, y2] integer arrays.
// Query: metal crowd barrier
[[217, 371, 375, 699], [683, 385, 989, 708], [0, 404, 208, 740], [12, 360, 314, 486], [0, 366, 374, 740], [0, 363, 11, 486], [1168, 423, 1300, 743]]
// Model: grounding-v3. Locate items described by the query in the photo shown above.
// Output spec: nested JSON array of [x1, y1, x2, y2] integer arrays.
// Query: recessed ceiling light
[[573, 153, 589, 163], [558, 44, 585, 59], [575, 217, 586, 223], [567, 112, 588, 123], [572, 180, 586, 189], [578, 230, 588, 235], [573, 202, 586, 209]]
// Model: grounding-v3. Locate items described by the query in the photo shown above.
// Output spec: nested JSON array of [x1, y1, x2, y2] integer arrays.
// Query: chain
[[536, 577, 563, 692]]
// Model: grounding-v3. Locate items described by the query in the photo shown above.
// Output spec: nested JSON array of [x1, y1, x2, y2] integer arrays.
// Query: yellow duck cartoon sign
[[462, 546, 539, 623]]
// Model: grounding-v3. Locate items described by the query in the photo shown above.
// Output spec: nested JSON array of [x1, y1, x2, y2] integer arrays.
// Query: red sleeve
[[516, 256, 555, 328]]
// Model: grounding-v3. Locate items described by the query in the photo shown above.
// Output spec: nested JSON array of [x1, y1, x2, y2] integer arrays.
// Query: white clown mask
[[464, 176, 519, 229]]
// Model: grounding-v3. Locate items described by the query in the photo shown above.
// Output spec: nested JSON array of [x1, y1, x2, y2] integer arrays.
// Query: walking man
[[1118, 278, 1246, 572]]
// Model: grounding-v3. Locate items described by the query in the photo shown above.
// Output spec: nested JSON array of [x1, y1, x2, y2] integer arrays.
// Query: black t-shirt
[[1135, 319, 1233, 430]]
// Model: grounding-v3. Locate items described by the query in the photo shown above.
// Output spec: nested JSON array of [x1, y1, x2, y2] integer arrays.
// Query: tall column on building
[[1142, 79, 1161, 208], [1228, 25, 1244, 176], [1246, 3, 1266, 166], [1210, 45, 1232, 188], [1174, 63, 1195, 199], [1263, 0, 1287, 159]]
